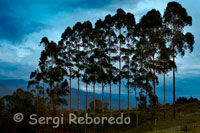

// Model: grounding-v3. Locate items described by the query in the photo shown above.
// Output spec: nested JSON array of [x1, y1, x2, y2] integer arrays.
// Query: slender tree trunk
[[173, 45, 176, 118], [134, 73, 138, 126], [128, 81, 130, 117], [78, 76, 80, 117], [108, 39, 112, 117], [85, 83, 88, 133], [128, 60, 130, 117], [119, 42, 121, 116], [93, 83, 96, 133], [153, 56, 157, 130], [153, 56, 156, 97], [110, 82, 112, 116], [164, 73, 166, 119], [102, 82, 104, 131], [102, 82, 104, 116], [86, 83, 88, 112], [135, 86, 138, 127], [78, 45, 80, 117], [93, 83, 95, 114], [153, 70, 156, 96], [109, 81, 112, 132], [108, 36, 112, 132], [70, 69, 72, 111]]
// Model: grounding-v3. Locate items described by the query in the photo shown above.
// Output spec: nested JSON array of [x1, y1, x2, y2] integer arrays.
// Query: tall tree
[[163, 2, 194, 118], [112, 8, 128, 116], [59, 27, 74, 111], [158, 46, 175, 118], [87, 50, 100, 132], [93, 19, 110, 123], [82, 21, 93, 112], [138, 9, 164, 97], [103, 14, 117, 117], [121, 12, 136, 116], [30, 37, 69, 116], [72, 22, 85, 116]]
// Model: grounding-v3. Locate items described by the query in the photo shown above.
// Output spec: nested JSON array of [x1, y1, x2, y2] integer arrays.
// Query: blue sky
[[0, 0, 200, 102]]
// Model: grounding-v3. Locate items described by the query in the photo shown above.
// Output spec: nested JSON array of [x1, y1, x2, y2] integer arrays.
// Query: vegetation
[[176, 97, 198, 104], [0, 1, 195, 133]]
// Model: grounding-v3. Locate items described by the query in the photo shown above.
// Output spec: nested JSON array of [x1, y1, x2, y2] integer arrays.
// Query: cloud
[[0, 61, 35, 80], [0, 0, 200, 100]]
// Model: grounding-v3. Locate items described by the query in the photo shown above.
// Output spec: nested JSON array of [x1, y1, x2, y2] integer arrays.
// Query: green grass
[[123, 101, 200, 133], [146, 131, 183, 133]]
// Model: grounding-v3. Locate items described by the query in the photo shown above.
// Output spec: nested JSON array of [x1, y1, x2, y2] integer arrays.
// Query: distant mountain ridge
[[0, 79, 135, 110], [0, 79, 27, 97]]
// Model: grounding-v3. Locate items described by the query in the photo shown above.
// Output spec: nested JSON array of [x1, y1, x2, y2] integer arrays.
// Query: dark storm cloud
[[0, 0, 46, 41], [0, 0, 115, 42], [0, 0, 142, 42]]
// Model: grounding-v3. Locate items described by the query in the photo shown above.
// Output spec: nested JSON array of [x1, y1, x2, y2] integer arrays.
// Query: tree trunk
[[86, 83, 88, 112], [70, 70, 72, 111], [119, 42, 121, 117], [164, 73, 166, 119], [93, 83, 96, 133], [85, 83, 88, 133], [102, 82, 104, 131], [135, 86, 138, 127], [102, 82, 104, 116], [128, 60, 130, 117], [109, 36, 112, 117], [173, 44, 176, 118], [128, 80, 130, 117], [153, 69, 156, 96], [153, 55, 156, 97], [110, 82, 112, 116], [78, 76, 80, 117], [134, 73, 138, 126], [93, 84, 95, 116]]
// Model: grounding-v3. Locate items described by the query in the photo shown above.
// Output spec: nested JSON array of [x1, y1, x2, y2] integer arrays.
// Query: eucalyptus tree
[[129, 30, 149, 126], [130, 45, 148, 126], [112, 8, 129, 115], [29, 37, 69, 115], [28, 70, 44, 98], [163, 2, 194, 118], [72, 22, 85, 116], [28, 69, 45, 116], [130, 40, 150, 126], [137, 9, 165, 98], [59, 26, 74, 111], [80, 22, 93, 133], [158, 47, 175, 118], [87, 47, 101, 132], [103, 14, 117, 116], [121, 12, 136, 116], [81, 21, 93, 112], [93, 19, 110, 118]]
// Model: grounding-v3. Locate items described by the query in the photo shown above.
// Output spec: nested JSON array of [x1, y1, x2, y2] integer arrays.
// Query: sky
[[0, 0, 200, 103]]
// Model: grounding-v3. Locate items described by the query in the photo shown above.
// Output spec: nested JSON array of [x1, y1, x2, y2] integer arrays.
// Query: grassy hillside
[[123, 102, 200, 133]]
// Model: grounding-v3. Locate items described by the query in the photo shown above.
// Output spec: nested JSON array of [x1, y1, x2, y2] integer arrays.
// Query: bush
[[175, 96, 198, 104]]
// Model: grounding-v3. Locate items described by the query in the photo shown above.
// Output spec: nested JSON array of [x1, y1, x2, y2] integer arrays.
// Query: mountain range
[[0, 79, 135, 110]]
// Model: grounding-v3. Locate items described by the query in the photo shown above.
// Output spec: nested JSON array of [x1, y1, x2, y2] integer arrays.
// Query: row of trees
[[28, 1, 194, 122]]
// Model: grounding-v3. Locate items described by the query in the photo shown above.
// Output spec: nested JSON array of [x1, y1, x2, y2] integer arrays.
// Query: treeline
[[176, 97, 198, 104], [28, 1, 194, 120]]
